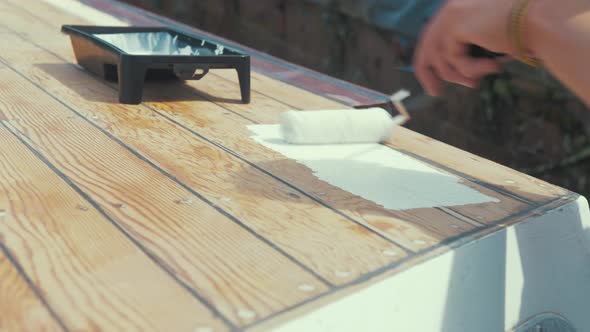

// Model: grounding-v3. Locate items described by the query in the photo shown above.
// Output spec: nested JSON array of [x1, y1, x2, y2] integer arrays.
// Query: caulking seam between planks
[[436, 207, 485, 227], [0, 63, 240, 331], [0, 209, 70, 332], [0, 25, 417, 254], [0, 55, 334, 290], [243, 192, 576, 329]]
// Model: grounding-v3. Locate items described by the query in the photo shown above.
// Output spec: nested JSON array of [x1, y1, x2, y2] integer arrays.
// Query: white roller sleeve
[[280, 107, 396, 144]]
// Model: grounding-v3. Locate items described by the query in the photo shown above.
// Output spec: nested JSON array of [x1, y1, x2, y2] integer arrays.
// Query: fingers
[[415, 45, 501, 95], [415, 57, 442, 96], [445, 40, 500, 82], [414, 44, 478, 95], [433, 56, 477, 88], [449, 54, 500, 79], [414, 24, 443, 96]]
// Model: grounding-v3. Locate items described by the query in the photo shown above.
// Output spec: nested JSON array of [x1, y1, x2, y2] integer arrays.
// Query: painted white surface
[[273, 197, 590, 332], [248, 124, 498, 210], [279, 108, 395, 144], [41, 0, 128, 26]]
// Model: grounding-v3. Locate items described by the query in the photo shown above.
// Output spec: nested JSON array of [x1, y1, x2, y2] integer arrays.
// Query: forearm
[[528, 0, 590, 105]]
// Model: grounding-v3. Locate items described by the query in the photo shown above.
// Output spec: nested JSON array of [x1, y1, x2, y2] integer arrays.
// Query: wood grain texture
[[0, 26, 408, 284], [0, 250, 63, 332], [0, 126, 227, 332], [0, 52, 337, 328]]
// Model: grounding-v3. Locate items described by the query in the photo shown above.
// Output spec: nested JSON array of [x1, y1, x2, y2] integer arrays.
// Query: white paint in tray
[[248, 124, 499, 210]]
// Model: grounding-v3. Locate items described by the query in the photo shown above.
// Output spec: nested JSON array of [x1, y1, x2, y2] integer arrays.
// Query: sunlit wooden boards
[[0, 0, 577, 331], [0, 250, 63, 332]]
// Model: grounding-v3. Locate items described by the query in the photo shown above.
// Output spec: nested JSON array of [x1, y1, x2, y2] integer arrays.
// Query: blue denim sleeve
[[368, 0, 445, 37], [306, 0, 445, 38]]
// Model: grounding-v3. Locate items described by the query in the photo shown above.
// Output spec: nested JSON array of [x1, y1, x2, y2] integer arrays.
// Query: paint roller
[[280, 90, 411, 144]]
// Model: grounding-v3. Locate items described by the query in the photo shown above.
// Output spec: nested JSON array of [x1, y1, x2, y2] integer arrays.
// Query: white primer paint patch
[[248, 125, 499, 210]]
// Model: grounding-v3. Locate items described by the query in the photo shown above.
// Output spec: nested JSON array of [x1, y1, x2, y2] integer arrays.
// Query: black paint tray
[[62, 25, 250, 104]]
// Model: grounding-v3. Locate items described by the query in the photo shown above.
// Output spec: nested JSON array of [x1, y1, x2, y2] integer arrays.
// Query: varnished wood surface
[[0, 250, 63, 332], [0, 124, 227, 331], [0, 34, 335, 327], [0, 0, 575, 331]]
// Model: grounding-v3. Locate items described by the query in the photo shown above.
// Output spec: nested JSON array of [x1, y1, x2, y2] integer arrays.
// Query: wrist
[[507, 0, 543, 66], [523, 0, 549, 58]]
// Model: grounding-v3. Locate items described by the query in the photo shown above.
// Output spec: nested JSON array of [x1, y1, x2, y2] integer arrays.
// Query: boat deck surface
[[0, 0, 577, 331]]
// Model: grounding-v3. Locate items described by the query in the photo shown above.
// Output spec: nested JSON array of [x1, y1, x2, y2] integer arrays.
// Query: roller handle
[[468, 45, 505, 59]]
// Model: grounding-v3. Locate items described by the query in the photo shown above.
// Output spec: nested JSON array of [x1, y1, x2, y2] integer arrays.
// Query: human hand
[[413, 0, 516, 96]]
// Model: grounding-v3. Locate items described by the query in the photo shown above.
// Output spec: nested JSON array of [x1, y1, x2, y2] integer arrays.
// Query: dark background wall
[[122, 0, 590, 197]]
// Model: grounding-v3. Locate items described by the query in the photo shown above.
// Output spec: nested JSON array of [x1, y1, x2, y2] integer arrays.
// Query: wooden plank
[[0, 1, 77, 61], [0, 55, 338, 328], [0, 249, 63, 332], [0, 126, 228, 331]]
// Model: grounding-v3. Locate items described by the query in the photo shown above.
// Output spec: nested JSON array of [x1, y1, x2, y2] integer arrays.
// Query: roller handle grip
[[468, 45, 505, 59]]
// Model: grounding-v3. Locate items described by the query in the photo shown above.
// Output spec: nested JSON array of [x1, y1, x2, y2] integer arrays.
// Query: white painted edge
[[271, 197, 590, 332]]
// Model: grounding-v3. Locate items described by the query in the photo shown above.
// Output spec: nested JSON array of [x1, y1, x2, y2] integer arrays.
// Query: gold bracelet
[[508, 0, 542, 67]]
